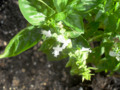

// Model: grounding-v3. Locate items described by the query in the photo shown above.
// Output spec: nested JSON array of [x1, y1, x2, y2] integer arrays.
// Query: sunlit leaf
[[0, 26, 42, 59]]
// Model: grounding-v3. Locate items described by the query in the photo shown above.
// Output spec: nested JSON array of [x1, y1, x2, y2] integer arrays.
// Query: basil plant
[[1, 0, 120, 81]]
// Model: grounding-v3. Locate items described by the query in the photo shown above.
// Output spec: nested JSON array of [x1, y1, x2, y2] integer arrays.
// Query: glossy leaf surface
[[19, 0, 55, 25], [64, 13, 84, 34], [0, 26, 42, 59]]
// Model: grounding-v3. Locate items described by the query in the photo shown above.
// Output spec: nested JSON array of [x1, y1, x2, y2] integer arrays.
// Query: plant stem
[[38, 0, 55, 13], [88, 32, 112, 42]]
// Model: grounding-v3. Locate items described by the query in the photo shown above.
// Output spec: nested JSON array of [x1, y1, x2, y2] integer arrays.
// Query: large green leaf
[[67, 0, 104, 12], [53, 0, 68, 12], [19, 0, 55, 25], [0, 26, 42, 59], [64, 13, 84, 34]]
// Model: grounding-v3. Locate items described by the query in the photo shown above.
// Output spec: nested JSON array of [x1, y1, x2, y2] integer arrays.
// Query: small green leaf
[[104, 15, 118, 32], [53, 0, 68, 12], [114, 63, 120, 71], [55, 12, 66, 21], [65, 31, 81, 38], [64, 13, 84, 34], [0, 26, 42, 59], [72, 36, 89, 48], [40, 37, 57, 52]]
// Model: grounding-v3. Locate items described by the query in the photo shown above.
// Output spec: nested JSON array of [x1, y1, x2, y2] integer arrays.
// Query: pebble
[[21, 68, 26, 73], [22, 86, 26, 89], [3, 86, 5, 90], [26, 63, 29, 66], [1, 20, 4, 24], [79, 87, 83, 90], [12, 77, 20, 87], [3, 41, 7, 46], [33, 62, 37, 66], [41, 82, 47, 86], [47, 64, 51, 68], [30, 84, 34, 88]]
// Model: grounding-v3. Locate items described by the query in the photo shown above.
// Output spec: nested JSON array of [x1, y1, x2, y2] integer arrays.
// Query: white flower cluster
[[52, 35, 71, 57], [80, 47, 92, 53], [109, 51, 120, 61], [57, 21, 63, 29], [42, 30, 71, 57], [41, 30, 52, 37]]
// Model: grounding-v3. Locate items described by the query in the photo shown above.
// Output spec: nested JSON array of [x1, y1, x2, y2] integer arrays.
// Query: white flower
[[41, 30, 52, 37], [52, 45, 63, 57], [80, 47, 92, 53], [109, 51, 117, 57], [57, 35, 66, 43], [57, 21, 63, 28], [57, 35, 71, 49], [116, 56, 120, 61], [115, 53, 120, 61], [62, 39, 71, 49], [109, 51, 120, 61]]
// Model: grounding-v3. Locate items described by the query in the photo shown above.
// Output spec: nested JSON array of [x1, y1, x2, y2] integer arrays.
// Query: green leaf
[[115, 2, 119, 11], [55, 12, 66, 21], [0, 26, 42, 59], [67, 0, 104, 12], [64, 13, 84, 34], [104, 15, 118, 32], [87, 46, 103, 65], [19, 0, 55, 25], [85, 22, 99, 39], [114, 63, 120, 71], [66, 49, 94, 81], [72, 35, 89, 48], [65, 31, 81, 38], [53, 0, 68, 12], [96, 58, 118, 72], [40, 37, 57, 52]]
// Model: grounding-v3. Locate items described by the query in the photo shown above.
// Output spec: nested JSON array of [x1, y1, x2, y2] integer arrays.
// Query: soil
[[0, 0, 120, 90]]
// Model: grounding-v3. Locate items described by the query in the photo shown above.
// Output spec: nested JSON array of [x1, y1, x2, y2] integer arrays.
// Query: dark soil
[[0, 0, 120, 90]]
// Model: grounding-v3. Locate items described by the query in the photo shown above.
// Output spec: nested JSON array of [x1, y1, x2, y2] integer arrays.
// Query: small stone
[[47, 64, 51, 68], [9, 87, 12, 90], [79, 87, 83, 90], [3, 86, 5, 90], [1, 21, 4, 24], [33, 62, 37, 66], [22, 86, 26, 89], [3, 41, 7, 46], [43, 83, 47, 86], [12, 77, 20, 87], [26, 63, 29, 66], [30, 84, 34, 88], [41, 83, 47, 86], [21, 68, 26, 73]]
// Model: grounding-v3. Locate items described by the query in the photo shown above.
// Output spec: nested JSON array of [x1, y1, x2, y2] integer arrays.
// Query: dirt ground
[[0, 0, 120, 90]]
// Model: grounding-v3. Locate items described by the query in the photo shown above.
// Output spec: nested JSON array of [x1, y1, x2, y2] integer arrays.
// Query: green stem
[[38, 0, 55, 13], [88, 32, 112, 42]]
